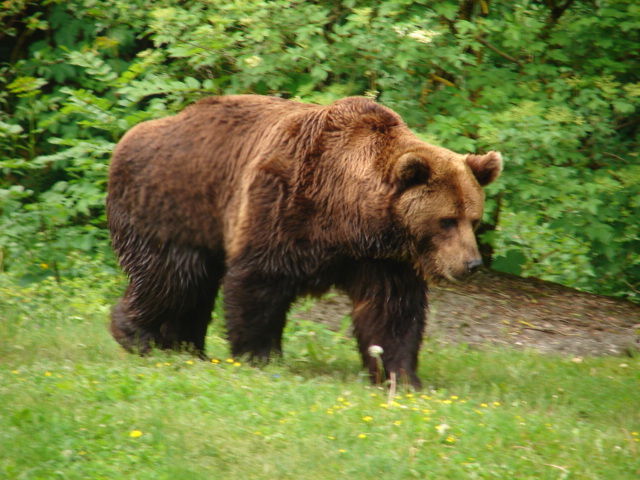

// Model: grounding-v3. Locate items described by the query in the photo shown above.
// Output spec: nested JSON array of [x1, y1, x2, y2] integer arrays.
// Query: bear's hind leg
[[110, 295, 161, 355], [170, 268, 223, 357], [110, 240, 223, 357]]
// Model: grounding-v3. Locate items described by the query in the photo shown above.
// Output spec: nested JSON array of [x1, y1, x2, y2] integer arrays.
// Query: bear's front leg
[[343, 259, 427, 389], [223, 266, 296, 363]]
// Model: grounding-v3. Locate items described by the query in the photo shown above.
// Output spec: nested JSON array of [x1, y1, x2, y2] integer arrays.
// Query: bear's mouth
[[411, 257, 444, 284], [411, 255, 474, 285]]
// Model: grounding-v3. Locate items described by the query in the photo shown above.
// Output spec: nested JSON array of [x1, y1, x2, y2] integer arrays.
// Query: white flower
[[244, 55, 263, 68], [407, 29, 441, 45], [393, 26, 408, 37], [368, 345, 384, 357]]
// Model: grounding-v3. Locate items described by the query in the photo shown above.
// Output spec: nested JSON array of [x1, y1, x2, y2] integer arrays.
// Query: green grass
[[1, 268, 639, 479]]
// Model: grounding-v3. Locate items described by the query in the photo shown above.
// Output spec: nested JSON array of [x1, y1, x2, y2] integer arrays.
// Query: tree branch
[[474, 36, 523, 67]]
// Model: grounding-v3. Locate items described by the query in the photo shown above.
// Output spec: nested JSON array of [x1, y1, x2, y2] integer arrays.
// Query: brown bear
[[106, 95, 502, 387]]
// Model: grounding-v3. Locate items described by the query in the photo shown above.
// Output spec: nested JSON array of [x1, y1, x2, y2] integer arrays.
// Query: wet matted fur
[[107, 95, 502, 387]]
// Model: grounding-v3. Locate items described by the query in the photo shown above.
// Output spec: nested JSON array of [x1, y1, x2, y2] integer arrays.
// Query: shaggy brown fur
[[107, 95, 502, 387]]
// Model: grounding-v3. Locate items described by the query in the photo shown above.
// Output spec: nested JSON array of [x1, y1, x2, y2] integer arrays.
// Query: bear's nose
[[466, 258, 483, 274]]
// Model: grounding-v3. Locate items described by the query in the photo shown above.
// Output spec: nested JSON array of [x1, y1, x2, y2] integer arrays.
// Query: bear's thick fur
[[107, 95, 502, 387]]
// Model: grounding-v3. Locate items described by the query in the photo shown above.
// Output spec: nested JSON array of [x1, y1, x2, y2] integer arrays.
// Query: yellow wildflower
[[129, 430, 143, 438]]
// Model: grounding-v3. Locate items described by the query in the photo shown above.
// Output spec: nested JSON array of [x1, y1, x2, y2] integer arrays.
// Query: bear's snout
[[465, 258, 483, 275]]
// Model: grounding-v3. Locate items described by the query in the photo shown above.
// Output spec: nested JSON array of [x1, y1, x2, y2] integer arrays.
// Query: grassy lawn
[[1, 269, 638, 479]]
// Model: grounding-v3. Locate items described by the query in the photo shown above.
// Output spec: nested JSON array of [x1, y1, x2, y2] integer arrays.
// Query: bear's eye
[[439, 218, 458, 230]]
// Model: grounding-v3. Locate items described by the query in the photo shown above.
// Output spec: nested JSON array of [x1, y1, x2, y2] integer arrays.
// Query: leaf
[[492, 250, 527, 276], [584, 223, 615, 244], [613, 101, 635, 114], [7, 76, 48, 97]]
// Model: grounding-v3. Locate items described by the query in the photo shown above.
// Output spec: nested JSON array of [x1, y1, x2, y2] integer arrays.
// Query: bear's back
[[107, 96, 324, 249]]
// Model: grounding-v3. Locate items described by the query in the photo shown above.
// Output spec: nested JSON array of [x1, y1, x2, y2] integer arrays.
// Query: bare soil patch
[[292, 270, 640, 357]]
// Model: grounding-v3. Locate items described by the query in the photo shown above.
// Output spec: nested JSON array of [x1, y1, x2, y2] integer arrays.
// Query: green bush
[[1, 0, 638, 301]]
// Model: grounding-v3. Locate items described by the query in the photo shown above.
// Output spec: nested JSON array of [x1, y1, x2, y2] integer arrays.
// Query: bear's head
[[268, 97, 502, 282], [391, 146, 502, 281], [317, 97, 502, 281]]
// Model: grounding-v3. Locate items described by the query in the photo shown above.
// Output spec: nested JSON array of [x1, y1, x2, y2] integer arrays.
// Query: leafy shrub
[[1, 0, 638, 301]]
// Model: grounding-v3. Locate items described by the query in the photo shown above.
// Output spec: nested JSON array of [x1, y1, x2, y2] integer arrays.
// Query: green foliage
[[1, 273, 639, 479], [1, 0, 639, 301]]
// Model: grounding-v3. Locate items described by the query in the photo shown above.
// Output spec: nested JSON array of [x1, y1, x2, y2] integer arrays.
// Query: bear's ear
[[465, 151, 503, 186], [394, 154, 431, 190]]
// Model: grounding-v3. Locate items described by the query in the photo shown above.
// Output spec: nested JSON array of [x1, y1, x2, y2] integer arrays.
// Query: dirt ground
[[293, 270, 640, 358]]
